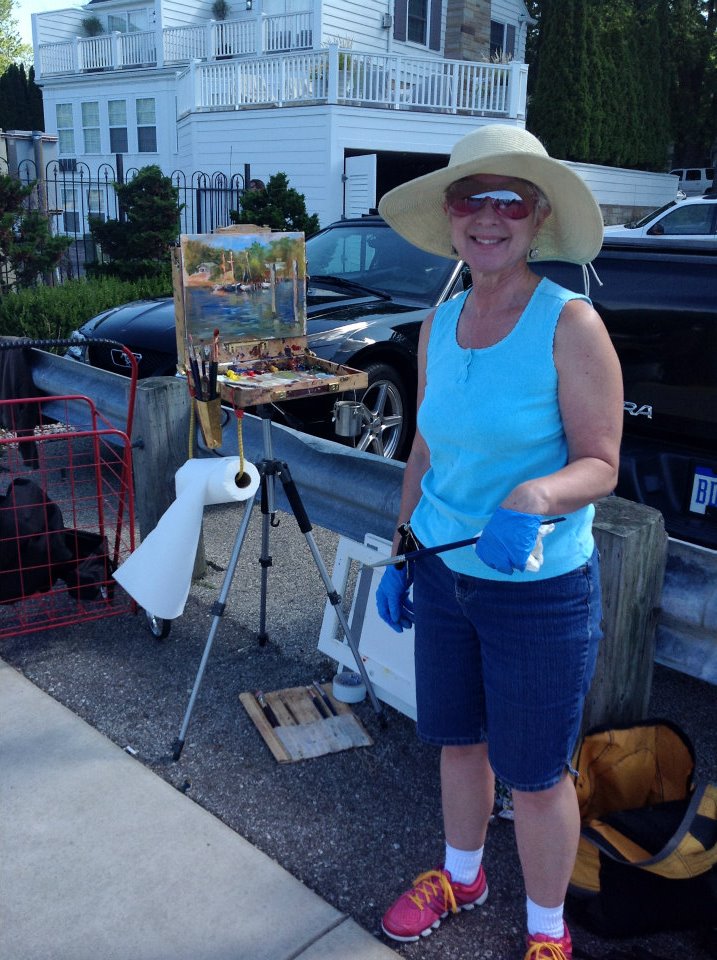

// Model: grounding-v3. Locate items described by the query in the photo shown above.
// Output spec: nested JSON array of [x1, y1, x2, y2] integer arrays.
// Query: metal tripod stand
[[172, 413, 384, 760]]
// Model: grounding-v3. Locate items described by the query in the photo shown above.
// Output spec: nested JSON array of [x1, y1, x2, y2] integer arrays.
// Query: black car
[[67, 216, 469, 459]]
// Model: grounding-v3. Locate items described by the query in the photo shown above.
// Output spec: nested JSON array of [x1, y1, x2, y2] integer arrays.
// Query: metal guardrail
[[25, 350, 717, 685]]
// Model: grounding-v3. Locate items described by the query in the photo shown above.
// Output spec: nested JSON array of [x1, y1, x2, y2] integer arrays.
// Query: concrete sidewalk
[[0, 659, 400, 960]]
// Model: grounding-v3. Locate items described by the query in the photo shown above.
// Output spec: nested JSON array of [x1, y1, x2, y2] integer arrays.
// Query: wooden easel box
[[172, 227, 368, 408]]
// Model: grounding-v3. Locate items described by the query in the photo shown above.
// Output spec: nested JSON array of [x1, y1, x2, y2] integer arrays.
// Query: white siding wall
[[42, 72, 179, 174], [176, 104, 486, 225], [160, 0, 215, 31], [321, 0, 395, 55], [567, 161, 679, 209], [34, 9, 87, 45]]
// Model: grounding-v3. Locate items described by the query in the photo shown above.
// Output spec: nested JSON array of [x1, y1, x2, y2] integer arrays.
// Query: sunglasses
[[445, 188, 536, 220]]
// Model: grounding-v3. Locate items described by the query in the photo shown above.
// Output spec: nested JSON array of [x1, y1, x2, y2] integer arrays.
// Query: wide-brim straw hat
[[378, 124, 604, 264]]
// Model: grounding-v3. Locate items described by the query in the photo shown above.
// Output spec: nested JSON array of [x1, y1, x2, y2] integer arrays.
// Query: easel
[[172, 408, 384, 760]]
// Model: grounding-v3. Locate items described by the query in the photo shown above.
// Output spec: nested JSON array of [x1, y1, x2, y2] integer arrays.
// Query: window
[[81, 101, 101, 153], [61, 186, 79, 234], [56, 103, 75, 155], [649, 204, 715, 237], [87, 187, 105, 223], [108, 100, 128, 153], [407, 0, 428, 44], [490, 20, 516, 60], [108, 9, 148, 32], [136, 97, 157, 152]]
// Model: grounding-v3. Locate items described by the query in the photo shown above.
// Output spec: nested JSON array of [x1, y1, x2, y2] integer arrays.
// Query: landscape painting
[[180, 231, 307, 362]]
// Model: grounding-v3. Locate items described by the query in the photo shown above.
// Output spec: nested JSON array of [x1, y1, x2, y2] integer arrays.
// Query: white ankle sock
[[443, 843, 483, 885], [526, 897, 565, 938]]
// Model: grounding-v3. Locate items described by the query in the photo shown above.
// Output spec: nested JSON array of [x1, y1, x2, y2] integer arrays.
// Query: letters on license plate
[[690, 466, 717, 515]]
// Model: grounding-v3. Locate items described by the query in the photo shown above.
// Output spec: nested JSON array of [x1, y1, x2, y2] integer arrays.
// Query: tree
[[88, 165, 183, 280], [0, 63, 44, 131], [231, 172, 320, 236], [0, 0, 31, 72], [0, 174, 71, 290]]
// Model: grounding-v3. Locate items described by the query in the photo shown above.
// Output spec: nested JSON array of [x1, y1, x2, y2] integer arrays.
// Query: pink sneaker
[[524, 922, 572, 959], [381, 866, 488, 942]]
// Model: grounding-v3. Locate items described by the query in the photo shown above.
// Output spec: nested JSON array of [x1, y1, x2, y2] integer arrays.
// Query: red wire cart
[[0, 348, 137, 639]]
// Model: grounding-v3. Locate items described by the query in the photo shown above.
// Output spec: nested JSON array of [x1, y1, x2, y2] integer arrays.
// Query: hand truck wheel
[[145, 609, 172, 640]]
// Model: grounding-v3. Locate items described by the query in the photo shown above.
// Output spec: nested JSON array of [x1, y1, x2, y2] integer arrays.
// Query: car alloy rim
[[355, 379, 403, 458]]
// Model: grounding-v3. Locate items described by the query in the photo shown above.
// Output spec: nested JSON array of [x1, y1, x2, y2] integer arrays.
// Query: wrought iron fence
[[5, 159, 246, 286]]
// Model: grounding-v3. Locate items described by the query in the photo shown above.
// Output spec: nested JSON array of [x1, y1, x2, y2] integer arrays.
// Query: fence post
[[582, 496, 668, 732], [132, 377, 206, 578]]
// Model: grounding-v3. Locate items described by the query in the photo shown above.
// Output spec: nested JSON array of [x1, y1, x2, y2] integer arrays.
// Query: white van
[[669, 166, 715, 196]]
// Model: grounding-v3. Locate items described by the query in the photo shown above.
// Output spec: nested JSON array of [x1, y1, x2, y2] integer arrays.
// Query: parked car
[[603, 195, 717, 241], [66, 217, 469, 459], [668, 166, 715, 196]]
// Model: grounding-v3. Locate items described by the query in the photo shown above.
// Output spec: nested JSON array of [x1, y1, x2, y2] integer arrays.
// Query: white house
[[31, 0, 533, 230]]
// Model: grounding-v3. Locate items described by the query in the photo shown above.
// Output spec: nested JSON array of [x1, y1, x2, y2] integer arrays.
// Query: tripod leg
[[257, 467, 273, 646], [172, 491, 258, 761], [276, 461, 384, 720]]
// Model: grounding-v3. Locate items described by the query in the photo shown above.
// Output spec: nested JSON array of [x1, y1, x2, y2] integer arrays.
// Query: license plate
[[689, 465, 717, 515]]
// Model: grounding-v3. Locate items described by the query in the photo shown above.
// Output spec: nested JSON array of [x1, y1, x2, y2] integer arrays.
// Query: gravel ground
[[2, 495, 716, 960]]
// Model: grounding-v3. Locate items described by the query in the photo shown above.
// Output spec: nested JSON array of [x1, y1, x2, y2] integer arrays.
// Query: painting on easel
[[180, 231, 306, 362]]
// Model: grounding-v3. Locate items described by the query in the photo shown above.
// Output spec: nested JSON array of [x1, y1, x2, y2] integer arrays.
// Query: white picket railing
[[37, 12, 314, 76], [176, 48, 528, 119]]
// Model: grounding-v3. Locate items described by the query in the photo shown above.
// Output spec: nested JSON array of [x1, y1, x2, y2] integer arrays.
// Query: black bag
[[567, 719, 717, 937]]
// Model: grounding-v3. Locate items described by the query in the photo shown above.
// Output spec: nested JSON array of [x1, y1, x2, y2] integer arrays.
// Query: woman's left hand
[[475, 507, 544, 574]]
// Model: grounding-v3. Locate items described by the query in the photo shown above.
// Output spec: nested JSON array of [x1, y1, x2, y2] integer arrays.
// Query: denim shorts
[[412, 550, 602, 792]]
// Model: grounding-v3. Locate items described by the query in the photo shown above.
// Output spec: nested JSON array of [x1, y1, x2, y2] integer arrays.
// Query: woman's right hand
[[376, 564, 414, 633]]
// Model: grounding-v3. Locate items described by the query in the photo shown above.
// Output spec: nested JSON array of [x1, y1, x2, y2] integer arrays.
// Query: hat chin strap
[[581, 261, 603, 296]]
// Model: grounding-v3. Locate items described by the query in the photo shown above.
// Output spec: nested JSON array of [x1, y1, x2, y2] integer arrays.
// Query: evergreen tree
[[231, 172, 320, 236], [0, 62, 43, 131], [0, 173, 71, 290], [89, 165, 183, 280]]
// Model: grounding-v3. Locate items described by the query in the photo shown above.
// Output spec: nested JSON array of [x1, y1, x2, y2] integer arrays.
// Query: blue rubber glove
[[475, 507, 545, 574], [376, 564, 414, 633]]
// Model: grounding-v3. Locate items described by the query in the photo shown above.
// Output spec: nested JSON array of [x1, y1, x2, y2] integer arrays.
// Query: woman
[[375, 125, 623, 960]]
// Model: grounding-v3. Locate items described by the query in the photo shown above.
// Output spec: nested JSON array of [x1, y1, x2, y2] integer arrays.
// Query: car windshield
[[306, 223, 456, 303], [627, 201, 677, 228]]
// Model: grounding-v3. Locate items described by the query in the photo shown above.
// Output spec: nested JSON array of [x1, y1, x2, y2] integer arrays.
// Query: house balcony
[[35, 12, 315, 77], [178, 46, 528, 119]]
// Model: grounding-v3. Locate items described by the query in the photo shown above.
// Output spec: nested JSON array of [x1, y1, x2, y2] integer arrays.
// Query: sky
[[13, 0, 82, 48]]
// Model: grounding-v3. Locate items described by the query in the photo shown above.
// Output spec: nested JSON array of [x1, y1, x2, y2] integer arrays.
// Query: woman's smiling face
[[444, 174, 550, 277]]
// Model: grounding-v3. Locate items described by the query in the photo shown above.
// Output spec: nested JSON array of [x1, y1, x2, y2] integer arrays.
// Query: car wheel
[[351, 362, 411, 460]]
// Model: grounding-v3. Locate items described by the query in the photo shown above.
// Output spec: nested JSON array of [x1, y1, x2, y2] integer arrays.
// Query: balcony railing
[[176, 47, 528, 119], [36, 12, 313, 77]]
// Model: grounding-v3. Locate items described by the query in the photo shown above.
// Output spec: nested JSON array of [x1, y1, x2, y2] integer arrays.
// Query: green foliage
[[230, 172, 320, 236], [0, 173, 72, 290], [0, 0, 31, 72], [0, 63, 43, 130], [527, 0, 715, 171], [89, 165, 182, 281], [81, 15, 104, 36], [0, 275, 172, 340]]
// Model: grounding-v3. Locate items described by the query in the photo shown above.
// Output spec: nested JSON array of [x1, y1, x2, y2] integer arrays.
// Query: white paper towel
[[113, 457, 260, 620]]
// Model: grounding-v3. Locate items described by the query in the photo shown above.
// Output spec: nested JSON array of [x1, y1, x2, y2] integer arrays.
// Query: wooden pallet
[[239, 684, 373, 763]]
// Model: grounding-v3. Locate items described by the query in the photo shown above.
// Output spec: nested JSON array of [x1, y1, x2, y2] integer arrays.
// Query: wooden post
[[132, 376, 206, 578], [582, 496, 668, 732]]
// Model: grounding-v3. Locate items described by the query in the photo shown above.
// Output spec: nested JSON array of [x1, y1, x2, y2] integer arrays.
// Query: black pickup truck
[[533, 241, 717, 552]]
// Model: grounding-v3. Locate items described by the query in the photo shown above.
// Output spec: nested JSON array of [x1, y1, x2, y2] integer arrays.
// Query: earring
[[529, 246, 539, 259]]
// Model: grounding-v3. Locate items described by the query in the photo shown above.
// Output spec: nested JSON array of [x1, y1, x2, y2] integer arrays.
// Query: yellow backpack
[[568, 719, 717, 936]]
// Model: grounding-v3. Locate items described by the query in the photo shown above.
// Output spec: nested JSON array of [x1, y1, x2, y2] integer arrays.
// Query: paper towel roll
[[113, 457, 260, 620]]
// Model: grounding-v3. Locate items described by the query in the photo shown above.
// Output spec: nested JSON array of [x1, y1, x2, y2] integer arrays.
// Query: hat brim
[[378, 150, 604, 265]]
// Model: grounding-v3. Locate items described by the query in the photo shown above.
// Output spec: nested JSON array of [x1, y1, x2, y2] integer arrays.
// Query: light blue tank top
[[411, 277, 595, 581]]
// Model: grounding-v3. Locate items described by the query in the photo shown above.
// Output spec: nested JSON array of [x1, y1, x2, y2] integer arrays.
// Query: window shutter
[[429, 0, 442, 51], [393, 1, 407, 42]]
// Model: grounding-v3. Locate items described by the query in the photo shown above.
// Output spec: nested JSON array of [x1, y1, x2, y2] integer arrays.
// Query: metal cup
[[332, 400, 364, 437]]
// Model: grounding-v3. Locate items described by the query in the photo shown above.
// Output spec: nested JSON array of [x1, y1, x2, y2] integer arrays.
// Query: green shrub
[[0, 275, 172, 342]]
